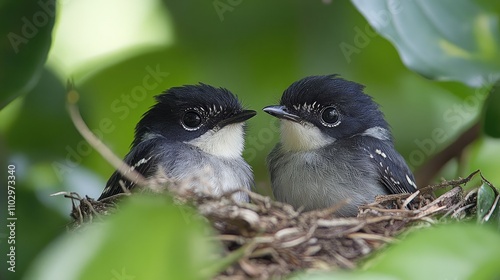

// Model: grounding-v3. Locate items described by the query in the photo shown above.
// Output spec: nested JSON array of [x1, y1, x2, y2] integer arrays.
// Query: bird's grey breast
[[268, 143, 385, 216]]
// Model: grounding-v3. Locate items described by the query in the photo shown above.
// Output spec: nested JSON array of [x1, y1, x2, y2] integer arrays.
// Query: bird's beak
[[218, 109, 256, 128], [263, 105, 301, 123]]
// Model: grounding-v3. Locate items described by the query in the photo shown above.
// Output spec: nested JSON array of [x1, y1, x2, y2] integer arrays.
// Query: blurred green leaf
[[466, 139, 500, 189], [7, 68, 80, 159], [0, 0, 55, 108], [352, 0, 500, 87], [25, 195, 221, 280], [475, 0, 500, 15], [483, 82, 500, 138], [290, 224, 500, 279], [366, 223, 500, 280], [47, 0, 172, 79]]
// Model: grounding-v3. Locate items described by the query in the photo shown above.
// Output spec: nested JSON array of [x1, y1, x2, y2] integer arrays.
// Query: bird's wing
[[98, 140, 161, 200], [362, 138, 418, 194]]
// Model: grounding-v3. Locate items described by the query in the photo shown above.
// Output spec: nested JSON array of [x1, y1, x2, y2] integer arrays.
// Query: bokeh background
[[1, 0, 500, 279]]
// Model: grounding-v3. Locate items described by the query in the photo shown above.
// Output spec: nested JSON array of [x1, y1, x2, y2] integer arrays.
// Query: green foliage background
[[1, 0, 500, 279]]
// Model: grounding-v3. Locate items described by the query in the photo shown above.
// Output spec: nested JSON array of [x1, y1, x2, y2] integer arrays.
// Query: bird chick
[[99, 84, 256, 202], [264, 75, 417, 216]]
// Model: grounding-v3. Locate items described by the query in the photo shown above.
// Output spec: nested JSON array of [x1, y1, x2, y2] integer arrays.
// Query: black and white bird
[[264, 75, 417, 216], [98, 84, 256, 202]]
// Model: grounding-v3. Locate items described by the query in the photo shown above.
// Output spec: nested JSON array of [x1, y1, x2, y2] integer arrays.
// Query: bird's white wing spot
[[390, 177, 401, 185], [132, 156, 152, 170], [406, 175, 417, 189], [375, 149, 387, 158]]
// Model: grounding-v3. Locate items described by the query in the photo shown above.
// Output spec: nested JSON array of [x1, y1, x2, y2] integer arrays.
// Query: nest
[[64, 172, 480, 279]]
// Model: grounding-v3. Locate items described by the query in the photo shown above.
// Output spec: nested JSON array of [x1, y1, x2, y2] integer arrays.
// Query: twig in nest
[[420, 169, 480, 192]]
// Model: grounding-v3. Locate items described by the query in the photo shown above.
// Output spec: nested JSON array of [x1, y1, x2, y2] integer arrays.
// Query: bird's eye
[[182, 111, 202, 130], [320, 106, 341, 127]]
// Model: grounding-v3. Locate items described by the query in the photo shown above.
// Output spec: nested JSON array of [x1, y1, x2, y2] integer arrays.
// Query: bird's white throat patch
[[186, 123, 245, 159], [280, 120, 335, 152]]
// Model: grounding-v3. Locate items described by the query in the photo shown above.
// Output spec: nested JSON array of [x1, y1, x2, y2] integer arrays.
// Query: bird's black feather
[[98, 139, 162, 200], [359, 136, 417, 194]]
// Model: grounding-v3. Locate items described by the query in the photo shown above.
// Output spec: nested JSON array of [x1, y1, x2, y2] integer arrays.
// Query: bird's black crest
[[155, 83, 242, 112], [281, 75, 369, 110], [281, 75, 389, 130]]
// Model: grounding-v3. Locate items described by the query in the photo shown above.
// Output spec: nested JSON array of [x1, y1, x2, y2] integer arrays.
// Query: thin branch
[[414, 121, 481, 187], [65, 81, 150, 188]]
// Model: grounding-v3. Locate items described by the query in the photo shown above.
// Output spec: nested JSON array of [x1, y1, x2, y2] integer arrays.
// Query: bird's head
[[264, 75, 391, 152], [134, 84, 256, 158]]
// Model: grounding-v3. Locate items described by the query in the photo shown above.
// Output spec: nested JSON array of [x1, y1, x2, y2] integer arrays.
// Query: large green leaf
[[0, 0, 55, 108], [366, 224, 500, 279], [291, 224, 500, 280], [351, 0, 500, 87], [24, 195, 221, 280], [6, 69, 79, 157]]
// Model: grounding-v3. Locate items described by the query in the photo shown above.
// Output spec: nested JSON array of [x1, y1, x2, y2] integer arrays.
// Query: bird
[[98, 83, 256, 202], [263, 75, 417, 216]]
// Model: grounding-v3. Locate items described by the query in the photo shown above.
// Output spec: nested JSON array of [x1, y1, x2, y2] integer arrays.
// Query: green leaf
[[6, 68, 80, 157], [477, 181, 497, 220], [351, 0, 500, 87], [290, 224, 500, 279], [24, 195, 221, 280], [483, 82, 500, 138], [477, 175, 500, 228], [0, 0, 55, 108], [366, 224, 500, 280]]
